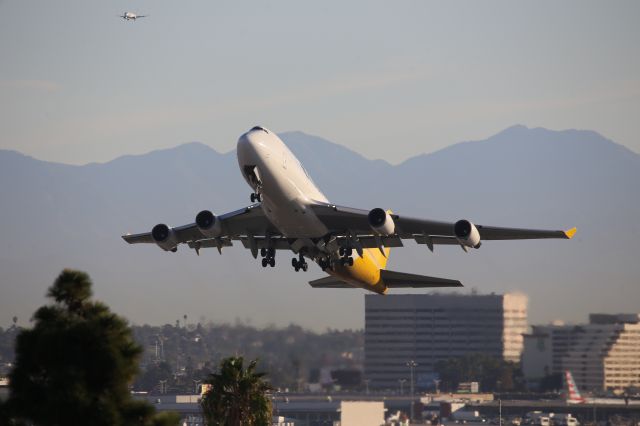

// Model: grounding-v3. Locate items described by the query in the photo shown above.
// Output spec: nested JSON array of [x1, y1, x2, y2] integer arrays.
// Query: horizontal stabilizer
[[380, 269, 463, 288], [308, 276, 354, 289]]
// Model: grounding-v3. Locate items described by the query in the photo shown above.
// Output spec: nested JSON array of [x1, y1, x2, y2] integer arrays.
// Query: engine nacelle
[[151, 223, 178, 251], [454, 219, 481, 249], [196, 210, 222, 238], [368, 208, 395, 236]]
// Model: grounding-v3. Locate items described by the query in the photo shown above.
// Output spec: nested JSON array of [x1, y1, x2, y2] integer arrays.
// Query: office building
[[522, 314, 640, 391], [364, 292, 528, 389]]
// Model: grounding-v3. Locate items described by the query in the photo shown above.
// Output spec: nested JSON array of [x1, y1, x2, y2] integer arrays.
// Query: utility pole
[[499, 398, 502, 426], [407, 360, 418, 421], [399, 378, 406, 395]]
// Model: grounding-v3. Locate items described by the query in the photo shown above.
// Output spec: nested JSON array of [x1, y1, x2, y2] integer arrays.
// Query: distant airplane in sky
[[119, 12, 147, 21], [122, 126, 575, 293]]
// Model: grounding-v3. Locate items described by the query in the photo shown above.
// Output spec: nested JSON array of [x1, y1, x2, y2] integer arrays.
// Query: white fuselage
[[236, 127, 330, 238]]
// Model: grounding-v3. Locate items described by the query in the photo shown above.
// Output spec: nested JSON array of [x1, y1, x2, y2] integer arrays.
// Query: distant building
[[364, 292, 528, 390], [522, 313, 640, 391], [521, 321, 582, 382]]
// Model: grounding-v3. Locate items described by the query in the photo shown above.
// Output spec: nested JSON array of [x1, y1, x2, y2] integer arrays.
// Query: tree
[[434, 354, 519, 392], [201, 356, 273, 426], [3, 269, 177, 426]]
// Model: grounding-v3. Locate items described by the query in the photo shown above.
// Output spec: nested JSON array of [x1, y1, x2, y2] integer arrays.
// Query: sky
[[0, 1, 639, 166]]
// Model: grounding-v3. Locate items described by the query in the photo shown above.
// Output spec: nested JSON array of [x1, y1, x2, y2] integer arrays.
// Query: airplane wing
[[309, 270, 462, 289], [122, 203, 281, 253], [309, 201, 575, 250], [308, 276, 355, 289], [380, 270, 462, 288]]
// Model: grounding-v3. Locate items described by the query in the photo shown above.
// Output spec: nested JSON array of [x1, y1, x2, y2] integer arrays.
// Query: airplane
[[119, 12, 147, 21], [564, 371, 639, 405], [122, 126, 576, 294]]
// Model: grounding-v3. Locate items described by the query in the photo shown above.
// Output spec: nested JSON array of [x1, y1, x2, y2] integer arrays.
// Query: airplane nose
[[237, 126, 271, 167], [237, 126, 270, 156]]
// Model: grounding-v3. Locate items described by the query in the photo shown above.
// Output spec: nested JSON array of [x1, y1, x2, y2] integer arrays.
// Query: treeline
[[132, 322, 364, 393], [434, 354, 523, 392]]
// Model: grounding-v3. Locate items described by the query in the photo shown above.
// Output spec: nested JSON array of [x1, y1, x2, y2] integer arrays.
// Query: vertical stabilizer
[[564, 371, 585, 404]]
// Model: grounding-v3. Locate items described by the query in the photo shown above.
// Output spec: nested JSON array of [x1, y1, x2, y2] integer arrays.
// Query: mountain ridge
[[0, 125, 638, 331]]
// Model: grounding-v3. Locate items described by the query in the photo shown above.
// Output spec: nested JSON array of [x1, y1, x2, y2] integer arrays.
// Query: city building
[[364, 292, 528, 390], [522, 313, 640, 391]]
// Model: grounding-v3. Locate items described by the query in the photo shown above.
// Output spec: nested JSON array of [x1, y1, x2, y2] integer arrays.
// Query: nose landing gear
[[250, 192, 262, 203]]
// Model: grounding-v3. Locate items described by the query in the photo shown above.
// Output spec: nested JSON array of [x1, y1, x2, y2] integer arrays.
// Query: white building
[[522, 314, 640, 391], [365, 293, 528, 390]]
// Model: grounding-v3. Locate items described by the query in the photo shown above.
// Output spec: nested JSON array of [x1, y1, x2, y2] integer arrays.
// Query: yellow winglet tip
[[564, 227, 577, 239]]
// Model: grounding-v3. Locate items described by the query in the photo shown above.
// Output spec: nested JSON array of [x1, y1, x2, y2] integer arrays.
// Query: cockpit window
[[250, 126, 268, 133]]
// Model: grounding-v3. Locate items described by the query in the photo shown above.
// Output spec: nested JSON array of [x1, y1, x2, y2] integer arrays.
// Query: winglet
[[564, 227, 577, 239]]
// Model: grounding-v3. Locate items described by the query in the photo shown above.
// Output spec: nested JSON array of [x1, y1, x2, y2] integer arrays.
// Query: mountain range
[[1, 125, 638, 330]]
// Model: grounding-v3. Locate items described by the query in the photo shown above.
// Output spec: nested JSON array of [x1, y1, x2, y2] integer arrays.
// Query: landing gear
[[340, 256, 354, 266], [318, 257, 330, 270], [338, 247, 354, 266], [292, 254, 308, 272], [250, 192, 262, 203], [260, 247, 275, 267]]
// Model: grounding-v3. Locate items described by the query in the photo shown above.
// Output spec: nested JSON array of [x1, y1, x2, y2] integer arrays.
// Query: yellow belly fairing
[[327, 247, 391, 294]]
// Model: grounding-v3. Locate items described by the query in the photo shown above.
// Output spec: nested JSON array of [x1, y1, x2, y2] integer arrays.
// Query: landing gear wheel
[[261, 258, 268, 267], [302, 262, 308, 272], [348, 257, 354, 266], [260, 248, 267, 257], [269, 257, 275, 267], [292, 258, 298, 268], [250, 193, 256, 202]]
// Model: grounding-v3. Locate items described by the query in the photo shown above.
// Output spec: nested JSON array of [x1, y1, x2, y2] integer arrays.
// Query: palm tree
[[200, 356, 272, 426]]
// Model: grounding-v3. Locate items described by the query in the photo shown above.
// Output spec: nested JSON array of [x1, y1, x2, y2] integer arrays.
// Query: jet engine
[[454, 219, 481, 249], [196, 210, 222, 238], [368, 208, 395, 236], [151, 223, 178, 251]]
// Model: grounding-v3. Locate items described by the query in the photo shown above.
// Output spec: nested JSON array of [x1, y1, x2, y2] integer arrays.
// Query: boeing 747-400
[[122, 126, 576, 293]]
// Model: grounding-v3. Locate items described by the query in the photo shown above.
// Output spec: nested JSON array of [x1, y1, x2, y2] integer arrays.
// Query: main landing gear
[[261, 247, 275, 267], [292, 254, 308, 272], [318, 257, 330, 270], [339, 247, 354, 266], [250, 192, 262, 203]]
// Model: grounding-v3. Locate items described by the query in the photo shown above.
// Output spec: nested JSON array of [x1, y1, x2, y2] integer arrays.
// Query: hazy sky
[[1, 1, 638, 165]]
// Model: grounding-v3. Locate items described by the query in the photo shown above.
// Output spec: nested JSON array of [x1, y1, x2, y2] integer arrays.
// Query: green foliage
[[201, 356, 273, 426], [151, 411, 182, 426], [434, 353, 520, 392], [3, 269, 161, 426], [539, 372, 563, 392]]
